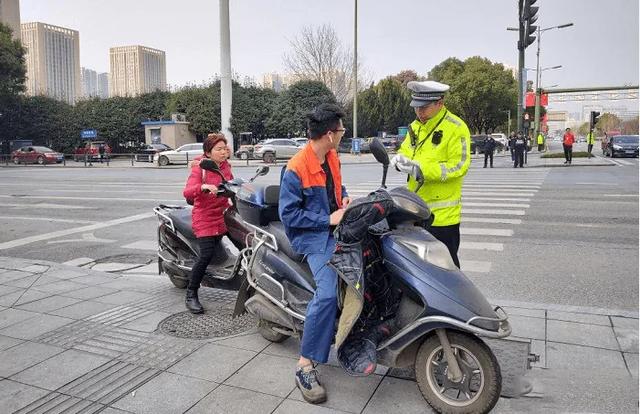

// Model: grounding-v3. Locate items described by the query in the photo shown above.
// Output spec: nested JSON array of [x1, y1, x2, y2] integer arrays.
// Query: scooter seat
[[265, 222, 305, 263], [168, 208, 197, 240]]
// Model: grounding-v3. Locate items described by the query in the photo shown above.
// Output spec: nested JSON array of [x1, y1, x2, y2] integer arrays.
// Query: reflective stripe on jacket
[[587, 132, 595, 144], [279, 144, 348, 254], [537, 134, 544, 144], [398, 106, 471, 227]]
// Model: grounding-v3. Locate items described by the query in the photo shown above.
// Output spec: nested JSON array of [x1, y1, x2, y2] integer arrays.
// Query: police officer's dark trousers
[[483, 151, 494, 168], [514, 145, 525, 168], [426, 224, 461, 268]]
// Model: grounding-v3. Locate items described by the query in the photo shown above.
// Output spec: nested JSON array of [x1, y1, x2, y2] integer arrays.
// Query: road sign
[[81, 129, 97, 139]]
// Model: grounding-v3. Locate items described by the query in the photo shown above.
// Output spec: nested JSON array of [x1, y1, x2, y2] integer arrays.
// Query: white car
[[253, 139, 303, 163], [490, 133, 509, 149], [154, 143, 203, 166]]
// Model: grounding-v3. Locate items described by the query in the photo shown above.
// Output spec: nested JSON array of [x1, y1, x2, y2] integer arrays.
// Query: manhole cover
[[158, 309, 257, 340]]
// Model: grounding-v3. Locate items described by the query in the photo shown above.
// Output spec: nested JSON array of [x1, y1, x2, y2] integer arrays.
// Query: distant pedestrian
[[483, 135, 496, 168], [98, 144, 105, 163], [602, 132, 609, 155], [514, 131, 526, 168], [537, 133, 544, 152], [563, 127, 575, 164], [509, 132, 516, 161], [586, 130, 595, 157]]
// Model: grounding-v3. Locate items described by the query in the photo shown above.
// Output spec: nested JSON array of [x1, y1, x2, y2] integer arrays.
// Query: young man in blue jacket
[[279, 103, 351, 404]]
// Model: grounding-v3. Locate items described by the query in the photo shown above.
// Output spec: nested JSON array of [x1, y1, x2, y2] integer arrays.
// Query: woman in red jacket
[[182, 133, 233, 313]]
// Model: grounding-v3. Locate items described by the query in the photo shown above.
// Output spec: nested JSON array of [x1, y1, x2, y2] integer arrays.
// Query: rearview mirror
[[369, 138, 389, 165], [256, 166, 270, 176]]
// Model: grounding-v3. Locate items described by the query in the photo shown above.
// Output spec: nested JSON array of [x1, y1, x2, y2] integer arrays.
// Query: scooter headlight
[[398, 238, 458, 271]]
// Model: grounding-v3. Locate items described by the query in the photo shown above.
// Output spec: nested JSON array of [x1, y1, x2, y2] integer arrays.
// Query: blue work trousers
[[300, 236, 338, 364]]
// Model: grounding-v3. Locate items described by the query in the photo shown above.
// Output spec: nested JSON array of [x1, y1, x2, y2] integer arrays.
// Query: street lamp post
[[533, 23, 573, 141], [504, 110, 511, 136]]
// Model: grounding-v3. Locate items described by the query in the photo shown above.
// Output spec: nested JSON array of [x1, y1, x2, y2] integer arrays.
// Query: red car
[[73, 141, 112, 161], [12, 146, 64, 164]]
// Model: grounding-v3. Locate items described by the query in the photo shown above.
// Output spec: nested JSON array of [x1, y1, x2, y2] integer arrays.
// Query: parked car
[[292, 137, 308, 146], [12, 146, 64, 165], [606, 135, 639, 158], [135, 143, 173, 162], [253, 139, 302, 163], [490, 133, 509, 150], [154, 143, 203, 166], [471, 135, 504, 154], [235, 144, 255, 160], [380, 135, 403, 152], [73, 141, 112, 161]]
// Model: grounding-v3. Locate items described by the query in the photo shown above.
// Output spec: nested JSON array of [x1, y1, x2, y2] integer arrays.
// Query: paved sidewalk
[[0, 257, 637, 413]]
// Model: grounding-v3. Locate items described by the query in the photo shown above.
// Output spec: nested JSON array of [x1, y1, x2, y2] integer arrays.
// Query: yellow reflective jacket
[[537, 134, 544, 144], [587, 132, 595, 144], [398, 106, 471, 226]]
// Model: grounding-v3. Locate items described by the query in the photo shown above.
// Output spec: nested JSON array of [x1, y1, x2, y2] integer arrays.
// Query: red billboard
[[525, 92, 548, 107]]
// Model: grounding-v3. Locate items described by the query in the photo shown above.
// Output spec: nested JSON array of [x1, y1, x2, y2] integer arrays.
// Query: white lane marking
[[0, 212, 154, 250], [602, 194, 639, 197], [460, 260, 492, 273], [463, 217, 522, 225], [460, 228, 514, 237], [0, 216, 98, 224], [0, 203, 90, 209], [463, 209, 526, 216], [464, 184, 540, 189], [122, 240, 158, 251], [33, 189, 179, 195], [463, 197, 531, 202], [0, 182, 185, 188], [47, 232, 117, 245], [463, 202, 530, 208], [460, 241, 504, 251], [617, 160, 633, 166], [0, 195, 183, 203], [463, 192, 535, 197], [465, 188, 538, 192], [576, 182, 617, 186]]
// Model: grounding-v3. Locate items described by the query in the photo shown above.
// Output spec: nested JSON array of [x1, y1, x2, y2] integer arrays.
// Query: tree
[[265, 80, 337, 137], [230, 84, 278, 139], [354, 76, 414, 137], [0, 23, 27, 141], [622, 116, 639, 134], [428, 57, 517, 134], [390, 70, 423, 87], [165, 83, 221, 138], [596, 113, 622, 133], [283, 24, 365, 106], [577, 122, 591, 136]]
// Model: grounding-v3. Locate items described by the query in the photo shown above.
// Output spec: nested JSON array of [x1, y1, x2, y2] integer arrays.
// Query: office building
[[109, 45, 166, 97], [0, 0, 20, 39]]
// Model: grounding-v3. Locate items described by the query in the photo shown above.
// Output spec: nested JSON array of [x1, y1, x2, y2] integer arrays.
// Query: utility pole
[[352, 0, 358, 140], [220, 0, 233, 150], [516, 0, 538, 133]]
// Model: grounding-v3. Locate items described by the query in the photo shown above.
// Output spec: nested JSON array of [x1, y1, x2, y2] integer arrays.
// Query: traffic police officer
[[537, 132, 545, 152], [514, 131, 526, 168], [390, 81, 471, 268], [586, 130, 595, 157]]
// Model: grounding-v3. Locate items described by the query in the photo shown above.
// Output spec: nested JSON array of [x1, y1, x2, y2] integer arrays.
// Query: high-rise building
[[21, 22, 81, 105], [262, 72, 284, 92], [109, 45, 166, 97], [81, 67, 98, 98], [0, 0, 21, 40], [97, 72, 109, 99]]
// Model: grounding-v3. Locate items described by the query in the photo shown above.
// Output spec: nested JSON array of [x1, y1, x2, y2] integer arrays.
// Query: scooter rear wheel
[[415, 331, 501, 414], [257, 319, 289, 343], [167, 273, 188, 289]]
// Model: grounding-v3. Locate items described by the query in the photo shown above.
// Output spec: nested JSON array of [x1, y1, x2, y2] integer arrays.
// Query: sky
[[19, 0, 640, 115]]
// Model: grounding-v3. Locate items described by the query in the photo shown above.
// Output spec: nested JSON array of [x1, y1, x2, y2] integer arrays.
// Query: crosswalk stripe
[[463, 208, 526, 216], [460, 260, 492, 273], [461, 228, 514, 237], [463, 197, 531, 202], [463, 191, 535, 197], [463, 202, 530, 208], [463, 217, 522, 225], [464, 184, 540, 189], [460, 241, 504, 251]]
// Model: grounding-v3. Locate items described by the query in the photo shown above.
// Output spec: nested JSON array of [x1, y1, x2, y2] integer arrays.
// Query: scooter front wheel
[[415, 331, 501, 414], [257, 319, 289, 343], [167, 272, 188, 289]]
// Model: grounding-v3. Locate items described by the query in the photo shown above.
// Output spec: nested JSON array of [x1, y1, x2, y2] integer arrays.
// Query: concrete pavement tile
[[32, 274, 73, 286], [0, 270, 33, 284], [31, 279, 88, 294], [42, 267, 90, 280], [0, 313, 73, 340], [3, 274, 40, 288], [275, 399, 350, 414], [186, 384, 281, 414], [501, 306, 545, 318], [99, 278, 155, 292], [614, 326, 639, 353], [0, 334, 23, 351], [70, 274, 120, 285], [547, 342, 627, 370], [211, 332, 271, 352], [60, 285, 120, 300], [0, 379, 51, 413], [547, 320, 620, 350], [123, 263, 157, 274], [612, 316, 639, 330], [48, 300, 120, 320], [289, 364, 383, 413], [225, 354, 297, 397], [11, 289, 53, 306], [508, 314, 546, 340], [0, 308, 39, 329], [120, 311, 171, 332], [262, 337, 299, 359], [530, 339, 545, 368], [15, 295, 82, 313], [547, 310, 611, 326], [0, 341, 65, 377], [169, 343, 256, 383], [21, 264, 50, 273], [361, 376, 429, 414], [624, 353, 638, 379], [93, 290, 152, 305], [0, 284, 21, 296], [10, 349, 111, 391], [113, 371, 216, 414], [101, 408, 134, 414]]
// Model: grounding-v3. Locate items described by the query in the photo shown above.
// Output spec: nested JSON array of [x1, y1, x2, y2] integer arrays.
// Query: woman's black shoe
[[185, 288, 204, 314]]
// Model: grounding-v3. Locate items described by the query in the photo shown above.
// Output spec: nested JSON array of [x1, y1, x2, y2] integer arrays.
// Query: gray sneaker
[[295, 365, 327, 404]]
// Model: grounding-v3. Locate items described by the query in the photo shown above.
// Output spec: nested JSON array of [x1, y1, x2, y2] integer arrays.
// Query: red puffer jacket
[[183, 159, 233, 238]]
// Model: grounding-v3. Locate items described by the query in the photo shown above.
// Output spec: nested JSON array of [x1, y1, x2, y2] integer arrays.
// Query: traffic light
[[519, 0, 538, 50], [590, 111, 601, 130]]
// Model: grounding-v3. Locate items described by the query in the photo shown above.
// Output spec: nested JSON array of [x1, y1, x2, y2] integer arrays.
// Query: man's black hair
[[307, 103, 346, 140]]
